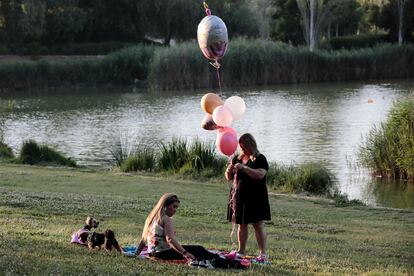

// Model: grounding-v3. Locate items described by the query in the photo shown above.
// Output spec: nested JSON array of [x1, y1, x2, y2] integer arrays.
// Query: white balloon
[[212, 105, 233, 127], [224, 96, 246, 120]]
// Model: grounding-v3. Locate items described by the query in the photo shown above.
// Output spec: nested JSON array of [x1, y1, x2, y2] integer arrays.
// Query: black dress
[[227, 154, 271, 224]]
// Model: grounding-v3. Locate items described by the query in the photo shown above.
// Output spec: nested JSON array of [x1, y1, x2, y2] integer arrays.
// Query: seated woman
[[135, 193, 248, 269]]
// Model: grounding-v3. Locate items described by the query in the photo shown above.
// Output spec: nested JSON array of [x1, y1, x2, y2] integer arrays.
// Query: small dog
[[71, 216, 99, 245], [87, 229, 123, 253], [84, 216, 99, 230]]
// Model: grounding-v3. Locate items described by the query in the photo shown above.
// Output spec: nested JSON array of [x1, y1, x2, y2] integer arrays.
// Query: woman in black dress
[[225, 133, 271, 259]]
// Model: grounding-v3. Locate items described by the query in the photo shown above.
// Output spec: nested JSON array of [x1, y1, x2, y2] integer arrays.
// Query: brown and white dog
[[71, 216, 99, 245], [87, 229, 123, 253]]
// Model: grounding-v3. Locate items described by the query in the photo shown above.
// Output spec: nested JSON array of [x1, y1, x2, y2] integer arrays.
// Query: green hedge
[[329, 34, 391, 50]]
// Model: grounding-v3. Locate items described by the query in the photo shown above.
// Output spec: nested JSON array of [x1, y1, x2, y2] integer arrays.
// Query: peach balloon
[[200, 93, 223, 114]]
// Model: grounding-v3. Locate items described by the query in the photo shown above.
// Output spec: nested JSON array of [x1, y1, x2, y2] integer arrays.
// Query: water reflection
[[3, 81, 414, 208]]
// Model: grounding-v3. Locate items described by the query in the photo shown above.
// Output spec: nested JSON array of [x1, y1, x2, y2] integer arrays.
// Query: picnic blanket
[[122, 245, 271, 266]]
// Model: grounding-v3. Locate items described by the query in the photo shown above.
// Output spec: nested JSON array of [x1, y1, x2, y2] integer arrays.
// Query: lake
[[3, 80, 414, 209]]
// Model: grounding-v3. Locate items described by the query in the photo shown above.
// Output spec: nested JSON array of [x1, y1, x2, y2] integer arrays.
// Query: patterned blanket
[[122, 245, 271, 266]]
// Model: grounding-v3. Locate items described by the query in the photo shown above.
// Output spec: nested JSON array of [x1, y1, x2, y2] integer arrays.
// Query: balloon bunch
[[200, 93, 246, 156]]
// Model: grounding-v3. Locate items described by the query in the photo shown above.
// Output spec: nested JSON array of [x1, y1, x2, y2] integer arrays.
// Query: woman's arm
[[135, 238, 146, 256], [163, 216, 195, 259], [234, 163, 267, 180]]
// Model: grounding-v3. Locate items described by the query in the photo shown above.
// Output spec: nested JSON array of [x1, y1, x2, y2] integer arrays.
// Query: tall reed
[[158, 138, 190, 171], [358, 95, 414, 180], [121, 147, 157, 172]]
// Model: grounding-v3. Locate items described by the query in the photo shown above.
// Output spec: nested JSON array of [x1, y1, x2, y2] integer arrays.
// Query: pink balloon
[[218, 127, 237, 138], [216, 131, 238, 156], [212, 105, 233, 127]]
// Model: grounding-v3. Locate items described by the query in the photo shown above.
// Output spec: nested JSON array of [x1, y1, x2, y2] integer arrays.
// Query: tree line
[[0, 0, 413, 50]]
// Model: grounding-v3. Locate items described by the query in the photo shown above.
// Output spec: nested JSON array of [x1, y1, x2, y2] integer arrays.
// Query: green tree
[[378, 0, 414, 43], [270, 0, 304, 44], [45, 5, 86, 42], [0, 0, 26, 42], [327, 0, 362, 38]]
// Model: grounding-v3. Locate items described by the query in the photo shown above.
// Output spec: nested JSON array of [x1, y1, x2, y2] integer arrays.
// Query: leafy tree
[[327, 0, 362, 38], [270, 0, 304, 44], [0, 0, 26, 42], [142, 0, 202, 45], [296, 0, 336, 51], [248, 0, 275, 38], [45, 5, 86, 42], [378, 0, 414, 43], [78, 0, 147, 42], [359, 1, 382, 33]]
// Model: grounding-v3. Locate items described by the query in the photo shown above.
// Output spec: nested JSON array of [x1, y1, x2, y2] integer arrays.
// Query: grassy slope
[[0, 164, 413, 275]]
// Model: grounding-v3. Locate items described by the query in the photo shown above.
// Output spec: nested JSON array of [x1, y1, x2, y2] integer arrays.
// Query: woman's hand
[[226, 163, 235, 173], [183, 251, 195, 260], [234, 163, 246, 171]]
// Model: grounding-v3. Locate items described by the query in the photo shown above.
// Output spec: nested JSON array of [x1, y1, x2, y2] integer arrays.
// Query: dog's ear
[[85, 216, 92, 226]]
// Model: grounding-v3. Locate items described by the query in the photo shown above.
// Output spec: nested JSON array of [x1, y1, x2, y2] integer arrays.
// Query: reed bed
[[1, 39, 413, 91], [150, 39, 414, 90], [358, 95, 414, 181], [0, 44, 157, 90]]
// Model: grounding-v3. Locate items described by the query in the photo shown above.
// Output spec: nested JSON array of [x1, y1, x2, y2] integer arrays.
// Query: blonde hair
[[238, 133, 259, 159], [141, 193, 180, 240]]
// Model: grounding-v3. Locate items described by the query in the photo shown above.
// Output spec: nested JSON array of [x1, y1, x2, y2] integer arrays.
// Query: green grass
[[0, 164, 413, 275]]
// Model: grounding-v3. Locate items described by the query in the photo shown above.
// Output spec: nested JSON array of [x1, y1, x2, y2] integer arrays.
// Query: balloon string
[[229, 156, 237, 250], [216, 66, 223, 97], [203, 1, 211, 16]]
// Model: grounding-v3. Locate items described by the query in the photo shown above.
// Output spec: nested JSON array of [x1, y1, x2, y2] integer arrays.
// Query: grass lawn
[[0, 164, 413, 275]]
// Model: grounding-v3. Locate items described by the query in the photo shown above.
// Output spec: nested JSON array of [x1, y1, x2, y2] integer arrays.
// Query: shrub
[[284, 162, 335, 195], [332, 191, 365, 207], [359, 95, 414, 180], [0, 141, 14, 160], [18, 140, 76, 167], [267, 162, 335, 195]]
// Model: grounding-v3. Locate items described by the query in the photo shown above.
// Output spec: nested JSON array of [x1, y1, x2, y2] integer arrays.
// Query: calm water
[[3, 81, 414, 209]]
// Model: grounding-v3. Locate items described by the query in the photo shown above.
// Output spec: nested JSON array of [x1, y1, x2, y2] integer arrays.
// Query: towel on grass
[[122, 246, 271, 266]]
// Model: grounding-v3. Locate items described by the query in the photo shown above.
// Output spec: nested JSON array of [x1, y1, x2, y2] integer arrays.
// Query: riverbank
[[1, 39, 413, 92], [0, 164, 413, 275]]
